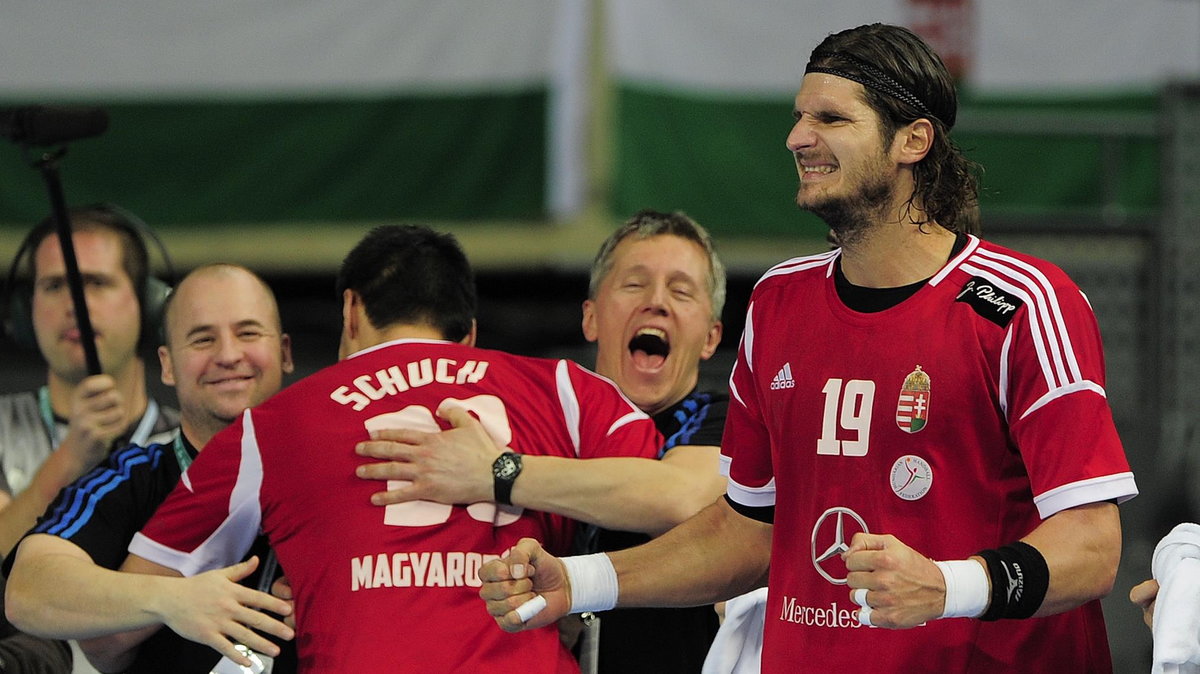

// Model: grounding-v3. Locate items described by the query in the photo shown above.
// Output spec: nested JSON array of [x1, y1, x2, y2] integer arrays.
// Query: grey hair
[[588, 210, 726, 320]]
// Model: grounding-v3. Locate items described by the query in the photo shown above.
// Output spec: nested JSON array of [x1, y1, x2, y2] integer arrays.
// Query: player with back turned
[[119, 225, 663, 673]]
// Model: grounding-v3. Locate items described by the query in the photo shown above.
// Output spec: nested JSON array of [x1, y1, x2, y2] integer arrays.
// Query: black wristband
[[976, 541, 1050, 621]]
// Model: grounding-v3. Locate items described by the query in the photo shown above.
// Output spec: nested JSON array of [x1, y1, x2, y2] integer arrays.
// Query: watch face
[[495, 455, 518, 479]]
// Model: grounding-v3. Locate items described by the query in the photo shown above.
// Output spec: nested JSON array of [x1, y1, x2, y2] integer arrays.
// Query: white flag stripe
[[4, 3, 1199, 104], [608, 0, 902, 94], [966, 255, 1072, 388], [607, 0, 1198, 95], [974, 1, 1200, 93], [975, 247, 1083, 383], [961, 262, 1056, 392], [0, 0, 558, 97]]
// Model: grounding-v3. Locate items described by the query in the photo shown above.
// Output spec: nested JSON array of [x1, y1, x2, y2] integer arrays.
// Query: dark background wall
[[0, 267, 754, 413]]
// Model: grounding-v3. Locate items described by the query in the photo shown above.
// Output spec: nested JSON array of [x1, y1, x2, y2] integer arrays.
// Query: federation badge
[[889, 455, 933, 501], [895, 365, 930, 433]]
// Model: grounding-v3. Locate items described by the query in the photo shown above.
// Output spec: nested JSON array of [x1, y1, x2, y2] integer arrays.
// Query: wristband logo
[[810, 507, 869, 585], [1003, 560, 1024, 604]]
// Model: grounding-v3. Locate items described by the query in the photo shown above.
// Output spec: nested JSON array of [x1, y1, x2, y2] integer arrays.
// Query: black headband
[[805, 50, 944, 126]]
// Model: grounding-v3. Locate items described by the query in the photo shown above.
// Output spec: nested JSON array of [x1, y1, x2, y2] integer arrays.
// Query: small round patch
[[889, 455, 933, 501]]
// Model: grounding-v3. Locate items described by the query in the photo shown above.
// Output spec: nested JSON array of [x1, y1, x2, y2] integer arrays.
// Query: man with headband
[[480, 23, 1136, 673]]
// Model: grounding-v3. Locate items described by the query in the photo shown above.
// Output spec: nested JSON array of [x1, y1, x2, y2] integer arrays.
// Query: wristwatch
[[492, 452, 523, 506]]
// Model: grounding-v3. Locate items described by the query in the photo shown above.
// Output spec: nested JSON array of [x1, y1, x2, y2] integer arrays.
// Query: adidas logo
[[770, 363, 796, 390]]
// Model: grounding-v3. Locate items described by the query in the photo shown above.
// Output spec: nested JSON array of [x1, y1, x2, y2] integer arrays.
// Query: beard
[[795, 151, 896, 248]]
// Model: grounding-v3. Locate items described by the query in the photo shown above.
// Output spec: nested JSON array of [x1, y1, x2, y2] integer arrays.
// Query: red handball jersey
[[721, 237, 1136, 673], [131, 339, 661, 673]]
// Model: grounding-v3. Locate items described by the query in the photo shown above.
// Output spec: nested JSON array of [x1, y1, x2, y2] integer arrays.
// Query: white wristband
[[935, 559, 989, 619], [561, 553, 618, 614]]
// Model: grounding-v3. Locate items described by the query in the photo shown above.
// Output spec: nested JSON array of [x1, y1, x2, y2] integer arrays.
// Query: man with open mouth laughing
[[577, 210, 727, 674], [584, 211, 723, 421]]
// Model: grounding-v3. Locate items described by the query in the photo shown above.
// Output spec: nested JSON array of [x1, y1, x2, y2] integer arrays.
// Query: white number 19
[[816, 378, 875, 456]]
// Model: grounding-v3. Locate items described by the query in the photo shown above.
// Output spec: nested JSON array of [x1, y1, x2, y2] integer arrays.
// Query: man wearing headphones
[[6, 263, 297, 674], [0, 205, 179, 557]]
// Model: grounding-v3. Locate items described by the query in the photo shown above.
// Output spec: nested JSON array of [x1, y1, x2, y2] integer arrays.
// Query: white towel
[[1152, 522, 1200, 674], [702, 588, 768, 674]]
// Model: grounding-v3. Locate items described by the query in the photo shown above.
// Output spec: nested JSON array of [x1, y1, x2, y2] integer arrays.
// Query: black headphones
[[3, 203, 174, 352]]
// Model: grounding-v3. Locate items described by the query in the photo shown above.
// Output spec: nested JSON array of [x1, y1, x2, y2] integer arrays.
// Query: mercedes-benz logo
[[810, 506, 869, 585]]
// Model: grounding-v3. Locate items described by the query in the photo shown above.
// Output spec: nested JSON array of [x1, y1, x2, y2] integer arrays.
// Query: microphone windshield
[[0, 106, 109, 146]]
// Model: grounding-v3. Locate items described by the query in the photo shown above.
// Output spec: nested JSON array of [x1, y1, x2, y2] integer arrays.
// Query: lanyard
[[38, 385, 161, 448], [171, 432, 193, 471]]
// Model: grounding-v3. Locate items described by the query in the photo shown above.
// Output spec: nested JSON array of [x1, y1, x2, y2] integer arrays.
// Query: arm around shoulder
[[515, 444, 726, 536]]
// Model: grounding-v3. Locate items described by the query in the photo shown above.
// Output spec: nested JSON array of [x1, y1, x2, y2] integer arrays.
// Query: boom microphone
[[0, 105, 109, 146]]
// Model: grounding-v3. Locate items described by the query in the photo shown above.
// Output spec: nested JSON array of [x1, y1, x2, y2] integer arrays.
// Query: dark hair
[[336, 225, 476, 342], [25, 204, 149, 297], [589, 209, 726, 320], [807, 24, 980, 232]]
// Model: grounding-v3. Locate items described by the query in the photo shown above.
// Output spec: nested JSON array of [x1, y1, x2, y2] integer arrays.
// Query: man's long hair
[[807, 24, 981, 232]]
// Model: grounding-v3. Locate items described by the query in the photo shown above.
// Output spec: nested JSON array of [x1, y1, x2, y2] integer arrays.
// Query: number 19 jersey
[[722, 237, 1137, 673]]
